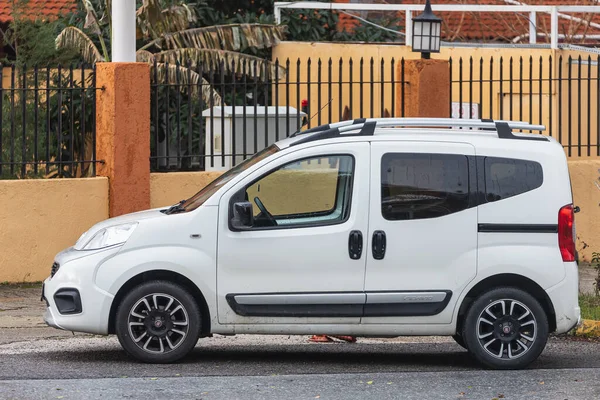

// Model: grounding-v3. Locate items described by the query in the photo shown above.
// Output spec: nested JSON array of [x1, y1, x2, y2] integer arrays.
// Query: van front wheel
[[462, 287, 549, 370], [115, 281, 201, 363]]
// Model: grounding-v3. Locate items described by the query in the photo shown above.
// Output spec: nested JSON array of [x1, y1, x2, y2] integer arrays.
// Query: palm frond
[[136, 0, 196, 40], [149, 60, 224, 106], [136, 49, 155, 63], [55, 27, 105, 64], [82, 0, 101, 35], [97, 0, 112, 25], [163, 4, 196, 29], [150, 49, 287, 79], [144, 23, 287, 51], [136, 0, 165, 39]]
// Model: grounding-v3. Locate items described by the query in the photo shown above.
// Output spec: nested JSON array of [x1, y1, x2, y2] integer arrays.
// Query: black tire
[[452, 334, 468, 350], [462, 287, 549, 370], [115, 280, 201, 363]]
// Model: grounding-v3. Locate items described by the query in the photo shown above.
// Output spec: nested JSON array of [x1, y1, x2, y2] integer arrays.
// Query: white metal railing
[[274, 2, 600, 49]]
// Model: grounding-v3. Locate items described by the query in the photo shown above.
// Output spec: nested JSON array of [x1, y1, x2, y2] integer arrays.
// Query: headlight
[[76, 223, 138, 251]]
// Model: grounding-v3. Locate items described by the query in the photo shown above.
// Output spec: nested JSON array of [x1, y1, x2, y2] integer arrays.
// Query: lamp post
[[412, 0, 442, 59]]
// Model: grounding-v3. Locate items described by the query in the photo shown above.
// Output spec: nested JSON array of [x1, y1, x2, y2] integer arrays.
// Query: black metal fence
[[450, 55, 600, 157], [150, 57, 406, 171], [0, 64, 99, 179], [4, 54, 597, 179]]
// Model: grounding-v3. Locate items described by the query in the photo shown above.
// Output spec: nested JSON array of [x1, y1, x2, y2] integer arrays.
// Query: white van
[[42, 118, 580, 369]]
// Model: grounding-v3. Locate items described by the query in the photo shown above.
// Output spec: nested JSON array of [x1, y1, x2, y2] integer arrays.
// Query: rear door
[[363, 141, 478, 324]]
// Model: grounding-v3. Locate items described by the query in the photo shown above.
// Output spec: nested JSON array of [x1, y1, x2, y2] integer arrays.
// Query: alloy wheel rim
[[127, 293, 189, 354], [476, 299, 537, 360]]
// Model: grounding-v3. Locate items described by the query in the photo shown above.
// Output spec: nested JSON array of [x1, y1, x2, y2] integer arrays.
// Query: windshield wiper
[[163, 199, 187, 215]]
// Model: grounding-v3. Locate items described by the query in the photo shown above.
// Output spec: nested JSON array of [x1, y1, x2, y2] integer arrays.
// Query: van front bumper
[[43, 306, 63, 330], [41, 246, 119, 335]]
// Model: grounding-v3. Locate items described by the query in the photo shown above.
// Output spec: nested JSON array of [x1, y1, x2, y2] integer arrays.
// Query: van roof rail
[[289, 118, 549, 147]]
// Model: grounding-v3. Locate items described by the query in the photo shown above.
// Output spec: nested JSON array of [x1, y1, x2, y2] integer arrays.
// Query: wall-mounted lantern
[[412, 0, 442, 59]]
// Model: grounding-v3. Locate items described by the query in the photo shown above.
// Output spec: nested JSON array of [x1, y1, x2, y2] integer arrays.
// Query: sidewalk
[[0, 285, 89, 345], [0, 265, 597, 346]]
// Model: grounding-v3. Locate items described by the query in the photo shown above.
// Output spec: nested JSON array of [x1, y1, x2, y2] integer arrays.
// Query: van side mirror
[[231, 201, 254, 230]]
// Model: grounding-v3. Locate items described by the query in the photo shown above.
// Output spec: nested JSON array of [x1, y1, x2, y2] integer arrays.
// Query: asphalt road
[[1, 335, 600, 399], [2, 368, 600, 400]]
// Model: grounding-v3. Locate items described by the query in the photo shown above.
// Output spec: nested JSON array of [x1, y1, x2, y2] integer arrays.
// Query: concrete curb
[[575, 319, 600, 336]]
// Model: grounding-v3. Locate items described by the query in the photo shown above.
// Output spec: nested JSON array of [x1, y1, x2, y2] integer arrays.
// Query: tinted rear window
[[484, 157, 543, 202]]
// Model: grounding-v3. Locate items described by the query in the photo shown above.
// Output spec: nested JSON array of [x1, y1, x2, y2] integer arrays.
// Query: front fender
[[94, 245, 217, 321]]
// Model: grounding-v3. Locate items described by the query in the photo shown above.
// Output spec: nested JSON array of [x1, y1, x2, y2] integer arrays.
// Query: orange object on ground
[[308, 335, 356, 343]]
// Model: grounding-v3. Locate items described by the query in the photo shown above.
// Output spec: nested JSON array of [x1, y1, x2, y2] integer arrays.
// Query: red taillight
[[558, 204, 576, 262]]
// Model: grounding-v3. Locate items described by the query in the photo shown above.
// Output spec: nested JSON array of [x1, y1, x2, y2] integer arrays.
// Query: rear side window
[[484, 157, 543, 202], [381, 153, 470, 221]]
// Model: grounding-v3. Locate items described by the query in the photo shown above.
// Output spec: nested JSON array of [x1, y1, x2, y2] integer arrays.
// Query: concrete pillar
[[96, 63, 151, 217], [398, 59, 450, 118]]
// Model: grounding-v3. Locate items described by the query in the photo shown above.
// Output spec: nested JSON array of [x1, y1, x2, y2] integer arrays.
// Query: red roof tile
[[334, 0, 600, 44], [0, 0, 77, 24]]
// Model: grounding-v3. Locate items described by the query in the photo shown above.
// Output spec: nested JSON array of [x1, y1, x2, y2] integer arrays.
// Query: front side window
[[381, 153, 470, 221], [244, 155, 354, 228]]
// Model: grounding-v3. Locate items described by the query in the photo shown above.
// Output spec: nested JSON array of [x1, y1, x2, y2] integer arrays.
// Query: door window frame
[[228, 153, 356, 232]]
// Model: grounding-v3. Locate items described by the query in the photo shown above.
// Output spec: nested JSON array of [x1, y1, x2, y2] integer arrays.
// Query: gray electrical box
[[202, 106, 306, 171]]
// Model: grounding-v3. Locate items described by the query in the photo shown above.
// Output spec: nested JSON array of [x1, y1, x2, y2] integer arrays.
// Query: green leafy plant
[[280, 4, 403, 44], [55, 0, 286, 105], [579, 293, 600, 321], [592, 251, 600, 296], [347, 14, 403, 43], [0, 67, 95, 179], [0, 0, 83, 66], [281, 8, 342, 43]]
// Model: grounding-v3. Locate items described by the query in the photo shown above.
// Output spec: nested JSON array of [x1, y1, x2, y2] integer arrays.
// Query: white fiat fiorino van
[[42, 118, 580, 370]]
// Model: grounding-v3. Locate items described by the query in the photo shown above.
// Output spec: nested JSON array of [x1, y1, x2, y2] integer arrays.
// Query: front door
[[363, 141, 478, 324], [217, 142, 370, 325]]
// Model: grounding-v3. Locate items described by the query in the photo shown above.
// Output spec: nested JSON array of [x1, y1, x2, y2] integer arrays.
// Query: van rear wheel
[[115, 280, 201, 363], [462, 287, 548, 370]]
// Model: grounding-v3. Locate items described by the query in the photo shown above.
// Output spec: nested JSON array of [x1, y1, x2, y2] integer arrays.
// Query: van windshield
[[180, 145, 280, 212]]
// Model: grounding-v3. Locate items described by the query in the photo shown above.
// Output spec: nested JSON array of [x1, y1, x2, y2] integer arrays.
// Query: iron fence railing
[[0, 64, 100, 179], [150, 57, 407, 171], [450, 55, 600, 157], [7, 55, 596, 178]]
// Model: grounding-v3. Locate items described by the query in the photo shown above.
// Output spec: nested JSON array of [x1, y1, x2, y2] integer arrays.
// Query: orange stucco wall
[[0, 178, 109, 282], [569, 160, 600, 262], [150, 172, 222, 209]]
